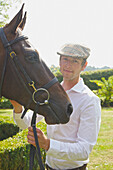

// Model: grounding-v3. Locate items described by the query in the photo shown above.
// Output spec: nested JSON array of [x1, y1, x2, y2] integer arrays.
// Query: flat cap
[[57, 44, 90, 59]]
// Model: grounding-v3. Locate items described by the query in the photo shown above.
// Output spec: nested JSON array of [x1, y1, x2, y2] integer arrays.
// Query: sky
[[8, 0, 113, 68]]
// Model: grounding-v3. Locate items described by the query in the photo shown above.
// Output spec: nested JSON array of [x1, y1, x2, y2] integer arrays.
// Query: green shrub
[[0, 121, 19, 141], [81, 69, 113, 90], [0, 121, 46, 170], [0, 97, 12, 109], [0, 115, 19, 141], [50, 65, 63, 83], [90, 76, 113, 107]]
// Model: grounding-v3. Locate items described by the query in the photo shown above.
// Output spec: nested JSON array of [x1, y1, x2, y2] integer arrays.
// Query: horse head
[[0, 4, 73, 124]]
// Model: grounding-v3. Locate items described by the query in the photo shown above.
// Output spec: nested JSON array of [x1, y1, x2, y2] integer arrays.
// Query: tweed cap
[[57, 44, 90, 59]]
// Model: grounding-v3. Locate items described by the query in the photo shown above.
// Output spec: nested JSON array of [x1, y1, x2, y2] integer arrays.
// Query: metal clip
[[28, 81, 37, 92]]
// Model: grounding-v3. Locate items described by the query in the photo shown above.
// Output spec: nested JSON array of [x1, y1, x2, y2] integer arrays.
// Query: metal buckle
[[10, 51, 16, 59]]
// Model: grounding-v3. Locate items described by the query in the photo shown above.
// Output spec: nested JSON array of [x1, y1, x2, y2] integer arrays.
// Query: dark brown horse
[[0, 4, 72, 125]]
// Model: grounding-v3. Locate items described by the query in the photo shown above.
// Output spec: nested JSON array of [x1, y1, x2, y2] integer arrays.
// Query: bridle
[[0, 28, 58, 108], [0, 28, 58, 170]]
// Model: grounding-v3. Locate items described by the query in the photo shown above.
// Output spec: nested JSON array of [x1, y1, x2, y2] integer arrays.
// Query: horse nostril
[[67, 103, 73, 116]]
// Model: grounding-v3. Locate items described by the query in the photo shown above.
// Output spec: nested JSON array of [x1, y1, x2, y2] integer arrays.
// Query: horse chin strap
[[0, 28, 58, 170]]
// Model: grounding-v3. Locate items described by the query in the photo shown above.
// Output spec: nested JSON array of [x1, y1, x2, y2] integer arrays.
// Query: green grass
[[0, 109, 13, 115], [0, 108, 113, 169], [88, 107, 113, 170], [0, 109, 14, 123]]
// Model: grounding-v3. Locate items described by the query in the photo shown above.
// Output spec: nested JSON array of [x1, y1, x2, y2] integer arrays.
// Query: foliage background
[[0, 0, 21, 27]]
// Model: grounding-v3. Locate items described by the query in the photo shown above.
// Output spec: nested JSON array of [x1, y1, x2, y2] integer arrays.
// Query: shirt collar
[[62, 78, 84, 93], [71, 78, 85, 93]]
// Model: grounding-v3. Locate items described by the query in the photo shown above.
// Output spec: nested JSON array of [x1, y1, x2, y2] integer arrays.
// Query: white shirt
[[14, 78, 101, 169]]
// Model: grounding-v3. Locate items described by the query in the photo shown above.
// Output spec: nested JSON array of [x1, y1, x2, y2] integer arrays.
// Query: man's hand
[[27, 127, 50, 151], [10, 100, 22, 113]]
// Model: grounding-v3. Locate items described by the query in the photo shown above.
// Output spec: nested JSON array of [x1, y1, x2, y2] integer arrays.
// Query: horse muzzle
[[41, 101, 73, 125]]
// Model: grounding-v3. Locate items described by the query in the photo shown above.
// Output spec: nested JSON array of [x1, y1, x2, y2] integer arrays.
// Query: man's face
[[60, 56, 87, 81]]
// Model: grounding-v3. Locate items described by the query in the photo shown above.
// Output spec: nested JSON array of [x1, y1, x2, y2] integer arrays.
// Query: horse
[[0, 4, 73, 125]]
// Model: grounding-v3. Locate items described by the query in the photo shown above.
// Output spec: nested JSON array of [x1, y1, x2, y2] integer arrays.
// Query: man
[[11, 44, 101, 170]]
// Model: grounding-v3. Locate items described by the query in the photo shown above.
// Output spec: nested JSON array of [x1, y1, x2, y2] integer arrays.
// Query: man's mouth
[[64, 69, 73, 73]]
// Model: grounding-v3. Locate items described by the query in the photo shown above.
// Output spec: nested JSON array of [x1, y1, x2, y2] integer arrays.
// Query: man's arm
[[10, 100, 43, 129], [10, 100, 31, 129]]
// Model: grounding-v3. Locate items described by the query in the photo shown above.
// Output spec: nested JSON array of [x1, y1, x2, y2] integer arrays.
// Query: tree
[[50, 65, 63, 83], [90, 76, 113, 106], [0, 0, 20, 27]]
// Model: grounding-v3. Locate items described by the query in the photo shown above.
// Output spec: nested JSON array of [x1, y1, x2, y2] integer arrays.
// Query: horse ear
[[19, 11, 27, 30], [8, 4, 25, 33]]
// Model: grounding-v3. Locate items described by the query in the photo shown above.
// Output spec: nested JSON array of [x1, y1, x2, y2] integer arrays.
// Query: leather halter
[[0, 28, 58, 170]]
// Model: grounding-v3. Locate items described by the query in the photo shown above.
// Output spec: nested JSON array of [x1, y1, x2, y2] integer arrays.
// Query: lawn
[[88, 107, 113, 170], [0, 109, 13, 116], [0, 109, 14, 122], [0, 108, 113, 170]]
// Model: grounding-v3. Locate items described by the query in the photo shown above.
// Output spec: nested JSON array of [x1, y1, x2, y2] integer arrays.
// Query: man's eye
[[73, 60, 77, 63]]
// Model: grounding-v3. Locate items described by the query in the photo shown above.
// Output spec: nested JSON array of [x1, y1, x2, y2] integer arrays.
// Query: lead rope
[[29, 104, 45, 170]]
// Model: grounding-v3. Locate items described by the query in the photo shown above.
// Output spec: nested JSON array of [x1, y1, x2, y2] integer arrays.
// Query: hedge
[[0, 121, 19, 141], [0, 121, 46, 170], [80, 69, 113, 90], [0, 115, 19, 141], [0, 97, 12, 109]]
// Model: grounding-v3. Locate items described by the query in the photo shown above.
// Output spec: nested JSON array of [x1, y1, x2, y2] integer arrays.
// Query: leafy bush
[[50, 65, 63, 82], [0, 121, 46, 170], [0, 115, 19, 140], [0, 97, 12, 108], [90, 76, 113, 107], [0, 121, 19, 141], [81, 69, 113, 90]]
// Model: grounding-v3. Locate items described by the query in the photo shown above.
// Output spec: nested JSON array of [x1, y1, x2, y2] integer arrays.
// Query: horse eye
[[25, 51, 39, 63]]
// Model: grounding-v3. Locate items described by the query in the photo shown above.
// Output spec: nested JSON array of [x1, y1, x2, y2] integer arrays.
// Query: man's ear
[[81, 61, 88, 71]]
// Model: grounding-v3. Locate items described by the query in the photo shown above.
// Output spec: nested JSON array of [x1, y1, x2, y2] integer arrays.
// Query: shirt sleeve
[[13, 107, 44, 129], [47, 96, 101, 161]]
